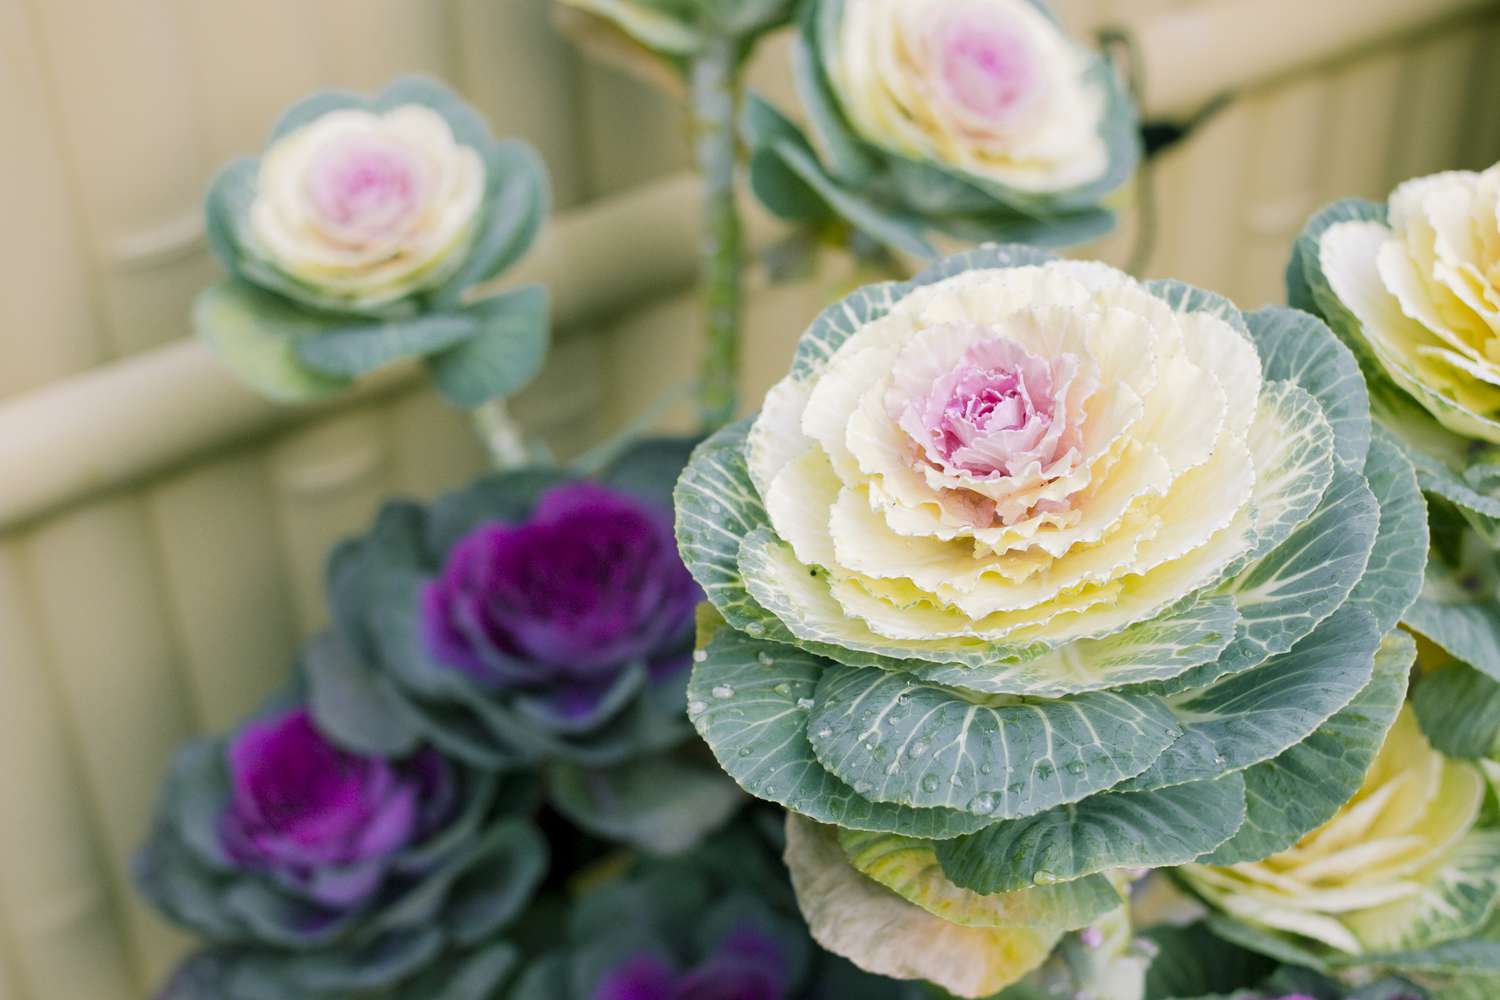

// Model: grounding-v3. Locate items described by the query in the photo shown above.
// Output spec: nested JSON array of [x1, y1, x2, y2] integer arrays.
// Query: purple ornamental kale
[[221, 707, 454, 906], [595, 925, 789, 1000], [421, 481, 701, 714]]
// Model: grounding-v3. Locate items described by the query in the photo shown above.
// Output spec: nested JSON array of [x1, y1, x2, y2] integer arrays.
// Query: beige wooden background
[[1, 1, 1498, 997]]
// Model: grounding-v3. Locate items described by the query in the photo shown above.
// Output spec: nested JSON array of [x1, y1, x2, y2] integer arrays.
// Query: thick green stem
[[470, 397, 529, 469], [691, 38, 744, 431]]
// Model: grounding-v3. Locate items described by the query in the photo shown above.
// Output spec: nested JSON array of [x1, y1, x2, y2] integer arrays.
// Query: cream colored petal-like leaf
[[784, 815, 1059, 999]]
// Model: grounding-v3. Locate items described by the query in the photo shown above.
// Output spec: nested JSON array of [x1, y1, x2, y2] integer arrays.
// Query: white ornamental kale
[[673, 245, 1428, 997], [744, 0, 1140, 258], [1182, 705, 1500, 1000], [197, 77, 550, 406], [1292, 164, 1500, 773]]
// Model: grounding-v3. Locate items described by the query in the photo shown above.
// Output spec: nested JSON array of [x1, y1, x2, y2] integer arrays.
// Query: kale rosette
[[306, 438, 742, 853], [675, 245, 1427, 997], [1182, 705, 1500, 1000], [743, 0, 1139, 258], [1290, 163, 1500, 776], [197, 76, 550, 405], [137, 698, 545, 1000]]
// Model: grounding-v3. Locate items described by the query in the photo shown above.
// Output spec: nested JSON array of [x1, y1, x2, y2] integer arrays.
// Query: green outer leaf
[[302, 631, 423, 758], [373, 75, 501, 151], [430, 138, 551, 307], [1181, 604, 1380, 773], [686, 626, 995, 838], [1406, 550, 1500, 683], [741, 94, 836, 223], [545, 752, 742, 855], [193, 281, 352, 402], [295, 313, 478, 377], [1140, 922, 1275, 1000], [1198, 462, 1379, 690], [935, 773, 1246, 894], [562, 0, 703, 54], [429, 285, 550, 406], [1352, 428, 1429, 634], [1244, 306, 1372, 471], [1200, 914, 1333, 976], [675, 420, 778, 630], [204, 159, 258, 277], [1361, 931, 1500, 975], [1136, 604, 1379, 792], [931, 205, 1119, 249], [837, 829, 1121, 930], [748, 147, 834, 223], [1144, 278, 1253, 339], [805, 663, 1180, 816], [1380, 393, 1500, 543], [1288, 197, 1388, 369], [1241, 379, 1335, 564], [790, 6, 877, 185], [1412, 661, 1500, 759], [267, 89, 366, 141], [768, 139, 936, 259], [1196, 628, 1413, 865]]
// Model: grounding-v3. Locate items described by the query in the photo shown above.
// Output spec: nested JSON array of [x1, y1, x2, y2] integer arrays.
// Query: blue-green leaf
[[430, 285, 550, 406], [193, 281, 352, 402], [935, 773, 1246, 894], [1197, 629, 1413, 865], [805, 663, 1180, 816], [686, 626, 996, 838]]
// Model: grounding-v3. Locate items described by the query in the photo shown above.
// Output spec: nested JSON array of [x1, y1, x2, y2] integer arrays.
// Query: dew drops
[[796, 698, 816, 711], [921, 774, 941, 793], [772, 682, 792, 696], [1032, 870, 1061, 885], [744, 621, 765, 637], [757, 650, 775, 667], [909, 740, 929, 758], [711, 685, 735, 699], [1064, 761, 1085, 776], [692, 649, 707, 663], [979, 762, 993, 776], [738, 746, 753, 757], [815, 726, 833, 739], [968, 792, 997, 816], [687, 700, 707, 717]]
